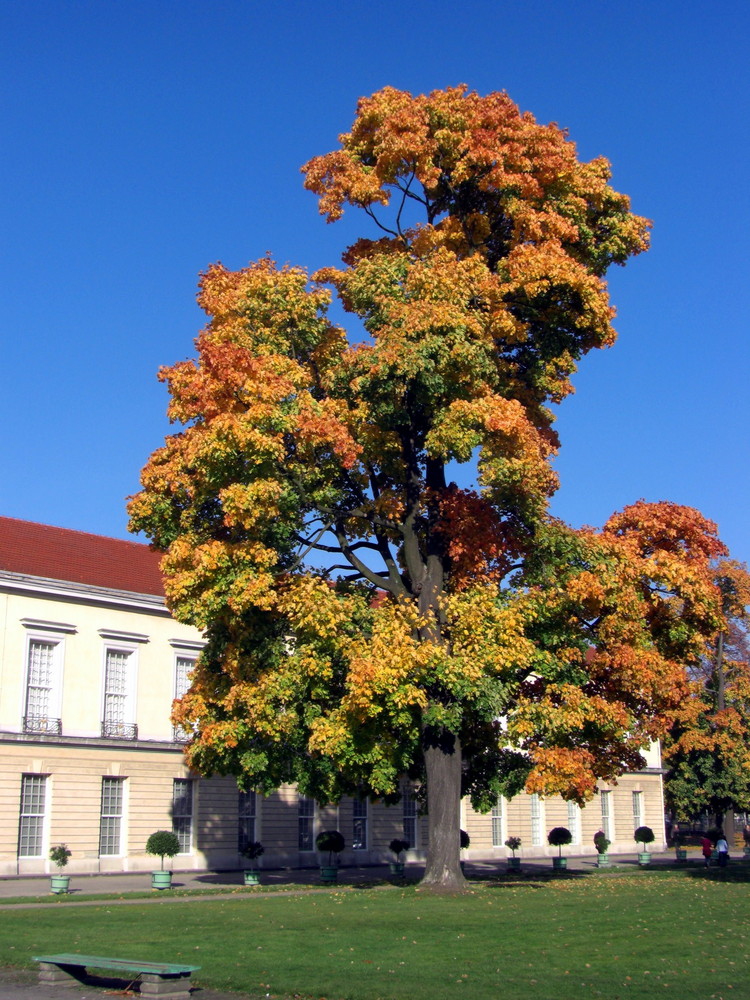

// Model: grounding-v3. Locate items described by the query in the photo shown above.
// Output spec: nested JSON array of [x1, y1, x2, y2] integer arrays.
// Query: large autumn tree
[[129, 86, 727, 889]]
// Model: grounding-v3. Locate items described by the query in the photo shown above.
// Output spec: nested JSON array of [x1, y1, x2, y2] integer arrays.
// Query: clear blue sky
[[1, 0, 748, 565]]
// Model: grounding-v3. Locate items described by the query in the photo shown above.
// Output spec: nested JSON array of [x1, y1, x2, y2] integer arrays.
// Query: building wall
[[0, 573, 667, 876]]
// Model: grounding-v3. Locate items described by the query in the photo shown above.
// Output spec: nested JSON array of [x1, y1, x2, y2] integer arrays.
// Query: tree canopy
[[129, 85, 729, 890], [663, 559, 750, 826]]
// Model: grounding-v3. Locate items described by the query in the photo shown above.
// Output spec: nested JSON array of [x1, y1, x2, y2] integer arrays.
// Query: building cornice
[[0, 730, 185, 753], [0, 569, 168, 614]]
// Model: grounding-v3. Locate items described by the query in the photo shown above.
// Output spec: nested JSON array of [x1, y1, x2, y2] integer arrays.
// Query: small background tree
[[316, 830, 345, 866], [548, 826, 573, 857], [49, 844, 71, 870], [634, 826, 655, 851], [241, 840, 264, 869], [505, 836, 521, 857], [146, 830, 180, 870], [593, 830, 610, 855], [389, 838, 410, 861]]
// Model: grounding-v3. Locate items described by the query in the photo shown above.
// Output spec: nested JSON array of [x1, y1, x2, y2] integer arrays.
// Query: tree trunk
[[419, 735, 467, 892]]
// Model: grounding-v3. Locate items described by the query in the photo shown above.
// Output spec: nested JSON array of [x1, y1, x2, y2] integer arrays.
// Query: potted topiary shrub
[[634, 825, 655, 866], [241, 840, 264, 886], [505, 836, 522, 870], [316, 829, 345, 883], [548, 827, 572, 870], [49, 844, 72, 894], [146, 830, 181, 889], [594, 830, 611, 867], [388, 838, 410, 878]]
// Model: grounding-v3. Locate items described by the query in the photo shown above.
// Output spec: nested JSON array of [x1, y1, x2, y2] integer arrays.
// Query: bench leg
[[139, 971, 194, 997], [37, 962, 85, 987]]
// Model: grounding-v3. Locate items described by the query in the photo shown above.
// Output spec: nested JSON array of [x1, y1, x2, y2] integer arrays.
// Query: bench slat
[[34, 953, 200, 974]]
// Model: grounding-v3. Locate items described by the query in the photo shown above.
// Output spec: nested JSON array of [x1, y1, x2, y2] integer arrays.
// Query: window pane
[[601, 791, 612, 840], [238, 789, 256, 853], [632, 790, 643, 830], [175, 656, 195, 700], [491, 797, 503, 848], [567, 801, 580, 844], [104, 650, 130, 726], [298, 795, 314, 851], [26, 641, 55, 719], [402, 783, 418, 848], [530, 794, 542, 846], [18, 775, 46, 857], [352, 799, 367, 850], [172, 779, 193, 853], [99, 778, 124, 856]]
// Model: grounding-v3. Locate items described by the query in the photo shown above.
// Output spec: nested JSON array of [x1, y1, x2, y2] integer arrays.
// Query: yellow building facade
[[0, 516, 666, 877]]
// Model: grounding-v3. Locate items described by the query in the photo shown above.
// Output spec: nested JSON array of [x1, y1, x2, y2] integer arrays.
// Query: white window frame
[[632, 790, 644, 831], [530, 793, 543, 846], [491, 797, 504, 848], [352, 798, 368, 851], [567, 801, 581, 845], [402, 782, 419, 850], [18, 774, 48, 858], [100, 639, 140, 738], [99, 777, 126, 856], [172, 778, 194, 854], [601, 790, 613, 841], [172, 652, 197, 741], [238, 788, 257, 853], [21, 621, 73, 734]]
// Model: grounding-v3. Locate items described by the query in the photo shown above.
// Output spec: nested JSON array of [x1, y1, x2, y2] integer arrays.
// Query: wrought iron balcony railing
[[101, 721, 138, 740], [23, 716, 62, 735]]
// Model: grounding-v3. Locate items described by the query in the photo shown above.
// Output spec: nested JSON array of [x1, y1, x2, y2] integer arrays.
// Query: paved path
[[0, 849, 697, 902]]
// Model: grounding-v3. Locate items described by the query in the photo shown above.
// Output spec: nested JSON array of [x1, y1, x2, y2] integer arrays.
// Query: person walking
[[701, 834, 713, 867], [716, 832, 730, 868]]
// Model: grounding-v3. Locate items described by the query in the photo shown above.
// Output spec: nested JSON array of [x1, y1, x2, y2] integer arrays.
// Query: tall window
[[102, 648, 136, 739], [491, 797, 504, 847], [173, 654, 196, 741], [172, 779, 193, 853], [601, 790, 612, 841], [99, 778, 125, 856], [402, 784, 418, 849], [352, 798, 367, 850], [530, 794, 542, 846], [567, 801, 581, 844], [238, 789, 256, 853], [298, 795, 315, 851], [24, 640, 61, 734], [18, 775, 47, 857], [632, 790, 643, 831]]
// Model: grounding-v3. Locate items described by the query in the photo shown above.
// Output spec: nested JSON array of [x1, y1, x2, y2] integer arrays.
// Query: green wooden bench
[[33, 953, 201, 997]]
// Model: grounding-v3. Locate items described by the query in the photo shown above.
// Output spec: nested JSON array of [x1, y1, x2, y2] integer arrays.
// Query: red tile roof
[[0, 517, 165, 596]]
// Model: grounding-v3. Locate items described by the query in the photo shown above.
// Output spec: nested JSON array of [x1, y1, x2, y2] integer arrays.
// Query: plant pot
[[50, 874, 70, 894], [507, 856, 521, 870], [243, 870, 260, 886], [151, 870, 173, 890], [389, 862, 405, 877], [637, 852, 651, 867], [596, 852, 609, 867], [320, 865, 338, 883], [552, 856, 567, 870], [675, 848, 687, 861], [743, 846, 750, 858]]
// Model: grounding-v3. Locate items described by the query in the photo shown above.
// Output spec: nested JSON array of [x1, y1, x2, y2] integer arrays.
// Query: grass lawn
[[1, 868, 747, 1000]]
